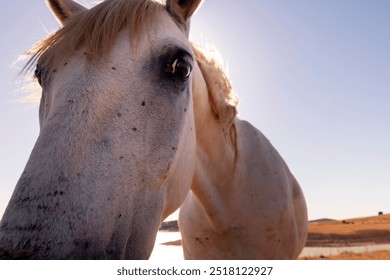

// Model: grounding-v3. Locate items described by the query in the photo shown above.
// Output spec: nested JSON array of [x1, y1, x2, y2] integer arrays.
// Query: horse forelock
[[23, 0, 165, 74]]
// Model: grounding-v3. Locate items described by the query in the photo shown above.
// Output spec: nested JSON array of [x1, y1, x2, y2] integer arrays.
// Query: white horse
[[0, 0, 200, 259], [0, 0, 307, 260]]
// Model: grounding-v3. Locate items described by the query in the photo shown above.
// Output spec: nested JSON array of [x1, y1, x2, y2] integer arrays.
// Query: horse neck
[[191, 64, 237, 228]]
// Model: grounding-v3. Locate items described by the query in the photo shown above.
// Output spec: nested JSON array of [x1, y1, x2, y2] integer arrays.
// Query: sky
[[0, 0, 389, 221]]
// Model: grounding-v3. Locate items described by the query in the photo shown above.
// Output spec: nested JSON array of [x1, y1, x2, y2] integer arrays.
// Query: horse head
[[0, 0, 202, 259]]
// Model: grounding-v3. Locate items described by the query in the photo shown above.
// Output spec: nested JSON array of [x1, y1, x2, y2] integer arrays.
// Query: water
[[299, 244, 390, 258]]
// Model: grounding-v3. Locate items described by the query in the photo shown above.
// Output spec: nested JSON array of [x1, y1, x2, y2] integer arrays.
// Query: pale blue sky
[[1, 0, 389, 220]]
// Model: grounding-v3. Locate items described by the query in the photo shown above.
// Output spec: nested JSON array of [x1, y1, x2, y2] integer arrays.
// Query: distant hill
[[309, 218, 337, 223], [159, 220, 179, 232]]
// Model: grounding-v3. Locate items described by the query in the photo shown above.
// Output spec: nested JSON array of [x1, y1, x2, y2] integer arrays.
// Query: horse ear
[[47, 0, 87, 25], [166, 0, 203, 29]]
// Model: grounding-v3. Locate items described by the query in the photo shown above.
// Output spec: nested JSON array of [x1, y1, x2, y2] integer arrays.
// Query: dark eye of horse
[[169, 56, 192, 79]]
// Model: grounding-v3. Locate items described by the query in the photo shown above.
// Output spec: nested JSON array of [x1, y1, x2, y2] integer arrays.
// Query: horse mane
[[23, 0, 164, 72], [192, 44, 239, 154]]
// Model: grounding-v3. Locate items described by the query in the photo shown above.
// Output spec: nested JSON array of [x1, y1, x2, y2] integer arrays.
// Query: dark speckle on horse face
[[57, 175, 68, 184], [100, 138, 111, 149]]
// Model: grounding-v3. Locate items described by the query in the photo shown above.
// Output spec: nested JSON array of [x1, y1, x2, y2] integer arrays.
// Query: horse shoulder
[[235, 118, 305, 203], [235, 118, 308, 253]]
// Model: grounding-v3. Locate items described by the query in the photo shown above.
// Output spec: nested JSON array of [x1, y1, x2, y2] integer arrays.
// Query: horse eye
[[169, 57, 192, 79]]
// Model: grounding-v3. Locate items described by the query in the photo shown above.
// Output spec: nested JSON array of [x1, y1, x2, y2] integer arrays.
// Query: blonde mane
[[24, 0, 164, 72]]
